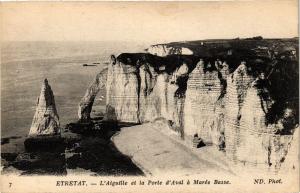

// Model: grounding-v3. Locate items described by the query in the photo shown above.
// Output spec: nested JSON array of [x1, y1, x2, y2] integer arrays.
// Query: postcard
[[1, 1, 299, 192]]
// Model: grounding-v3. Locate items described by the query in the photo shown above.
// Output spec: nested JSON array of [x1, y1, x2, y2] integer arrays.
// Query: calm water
[[1, 41, 147, 138]]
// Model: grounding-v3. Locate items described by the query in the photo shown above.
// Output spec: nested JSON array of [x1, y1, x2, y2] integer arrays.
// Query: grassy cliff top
[[116, 37, 298, 75]]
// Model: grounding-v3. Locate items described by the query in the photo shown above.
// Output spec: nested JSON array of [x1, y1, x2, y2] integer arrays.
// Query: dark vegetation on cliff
[[116, 53, 199, 74]]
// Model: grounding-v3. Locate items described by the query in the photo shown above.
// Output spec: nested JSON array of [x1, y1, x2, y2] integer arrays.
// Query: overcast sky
[[1, 1, 298, 43]]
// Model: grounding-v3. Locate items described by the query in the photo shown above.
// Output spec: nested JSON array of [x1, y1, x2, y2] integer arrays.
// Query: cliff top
[[117, 37, 298, 76], [153, 37, 298, 58]]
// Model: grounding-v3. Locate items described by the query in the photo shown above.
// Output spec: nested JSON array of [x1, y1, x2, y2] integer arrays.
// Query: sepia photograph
[[0, 1, 299, 192]]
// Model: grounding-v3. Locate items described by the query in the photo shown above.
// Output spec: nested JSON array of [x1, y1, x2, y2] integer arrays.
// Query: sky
[[1, 1, 298, 43]]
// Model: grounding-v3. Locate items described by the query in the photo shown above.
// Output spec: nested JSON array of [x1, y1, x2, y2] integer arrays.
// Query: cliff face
[[105, 53, 199, 125], [184, 60, 223, 144], [224, 64, 256, 161], [105, 59, 140, 123], [138, 65, 164, 122], [29, 79, 60, 136], [103, 38, 298, 170]]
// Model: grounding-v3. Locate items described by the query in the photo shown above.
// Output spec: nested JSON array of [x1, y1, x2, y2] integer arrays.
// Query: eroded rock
[[28, 79, 60, 136]]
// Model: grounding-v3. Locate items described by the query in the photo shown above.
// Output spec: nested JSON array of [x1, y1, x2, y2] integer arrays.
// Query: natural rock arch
[[78, 67, 108, 121]]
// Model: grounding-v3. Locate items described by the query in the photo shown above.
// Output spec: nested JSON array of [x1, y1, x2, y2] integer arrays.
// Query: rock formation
[[78, 68, 107, 121], [28, 79, 60, 136]]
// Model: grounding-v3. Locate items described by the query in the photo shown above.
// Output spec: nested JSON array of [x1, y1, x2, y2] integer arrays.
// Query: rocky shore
[[1, 80, 143, 176], [2, 120, 145, 176]]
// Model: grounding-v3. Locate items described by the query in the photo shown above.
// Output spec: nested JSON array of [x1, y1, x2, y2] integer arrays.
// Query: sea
[[1, 41, 148, 148]]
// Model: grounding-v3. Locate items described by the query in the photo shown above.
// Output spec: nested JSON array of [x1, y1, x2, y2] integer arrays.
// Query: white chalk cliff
[[184, 60, 223, 144], [105, 60, 140, 123]]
